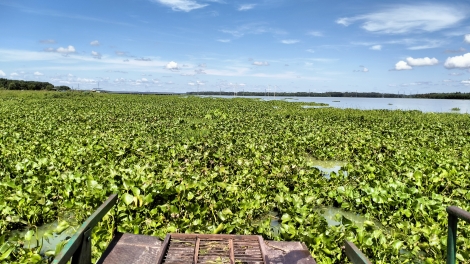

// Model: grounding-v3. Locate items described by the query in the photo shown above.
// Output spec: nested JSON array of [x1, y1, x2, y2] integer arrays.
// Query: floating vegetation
[[1, 91, 470, 263], [451, 107, 460, 111]]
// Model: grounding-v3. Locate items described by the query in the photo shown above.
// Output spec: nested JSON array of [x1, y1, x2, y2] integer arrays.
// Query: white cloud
[[336, 3, 467, 34], [166, 61, 179, 70], [406, 57, 438, 66], [306, 49, 315, 53], [151, 0, 208, 12], [188, 82, 195, 86], [281, 39, 299, 44], [33, 71, 44, 76], [306, 31, 322, 37], [370, 45, 382, 50], [444, 53, 470, 69], [10, 72, 19, 76], [0, 70, 5, 77], [40, 39, 56, 44], [395, 61, 412, 70], [56, 45, 76, 54], [91, 51, 102, 59], [220, 23, 286, 38], [252, 61, 269, 66], [449, 72, 464, 76], [77, 78, 96, 83], [461, 80, 470, 84], [238, 4, 255, 11], [90, 40, 100, 46], [386, 38, 447, 50], [465, 34, 470, 44], [217, 39, 231, 43]]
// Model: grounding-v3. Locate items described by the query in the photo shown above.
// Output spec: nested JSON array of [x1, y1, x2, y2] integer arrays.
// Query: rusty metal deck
[[97, 233, 316, 264]]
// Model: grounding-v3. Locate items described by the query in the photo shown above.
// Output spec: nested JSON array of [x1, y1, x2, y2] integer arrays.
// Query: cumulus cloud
[[91, 51, 102, 59], [238, 4, 256, 11], [281, 39, 299, 44], [90, 40, 100, 46], [166, 61, 179, 70], [195, 68, 207, 74], [56, 45, 76, 54], [33, 71, 44, 76], [444, 53, 470, 69], [336, 3, 466, 34], [306, 49, 315, 53], [370, 45, 382, 50], [39, 39, 56, 44], [465, 34, 470, 44], [252, 61, 269, 66], [395, 61, 412, 70], [10, 72, 19, 76], [151, 0, 208, 12], [0, 70, 5, 76], [217, 39, 231, 43], [406, 57, 438, 66]]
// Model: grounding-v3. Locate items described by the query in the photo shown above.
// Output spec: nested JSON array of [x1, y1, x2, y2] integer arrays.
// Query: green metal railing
[[446, 206, 470, 264], [344, 240, 372, 264], [52, 194, 118, 264]]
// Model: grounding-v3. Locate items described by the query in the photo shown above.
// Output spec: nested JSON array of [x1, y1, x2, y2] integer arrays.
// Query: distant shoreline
[[185, 91, 470, 100]]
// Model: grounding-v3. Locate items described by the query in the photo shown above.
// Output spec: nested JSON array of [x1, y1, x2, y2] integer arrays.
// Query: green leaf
[[55, 221, 70, 234], [123, 193, 134, 205], [187, 192, 194, 200], [281, 213, 291, 222], [24, 230, 35, 241]]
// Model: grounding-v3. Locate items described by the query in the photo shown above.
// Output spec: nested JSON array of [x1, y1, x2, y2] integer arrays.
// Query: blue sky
[[1, 0, 470, 93]]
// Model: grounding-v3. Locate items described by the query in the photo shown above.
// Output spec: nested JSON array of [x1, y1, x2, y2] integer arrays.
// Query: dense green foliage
[[189, 91, 470, 99], [0, 91, 469, 263], [0, 78, 70, 91]]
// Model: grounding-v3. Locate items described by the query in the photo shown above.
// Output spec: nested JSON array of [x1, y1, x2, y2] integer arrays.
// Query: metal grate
[[156, 234, 267, 264]]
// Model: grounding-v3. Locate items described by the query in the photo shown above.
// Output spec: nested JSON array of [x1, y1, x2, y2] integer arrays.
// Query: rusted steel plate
[[97, 233, 316, 264], [97, 233, 162, 264], [157, 234, 267, 264], [264, 241, 316, 264]]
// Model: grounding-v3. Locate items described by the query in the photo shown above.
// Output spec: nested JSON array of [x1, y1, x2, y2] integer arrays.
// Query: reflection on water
[[205, 96, 470, 113], [302, 105, 331, 109], [306, 159, 347, 179], [9, 220, 76, 254], [316, 207, 370, 227]]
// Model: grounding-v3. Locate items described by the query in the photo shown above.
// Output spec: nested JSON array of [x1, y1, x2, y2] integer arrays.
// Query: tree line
[[187, 91, 470, 100], [0, 78, 70, 91]]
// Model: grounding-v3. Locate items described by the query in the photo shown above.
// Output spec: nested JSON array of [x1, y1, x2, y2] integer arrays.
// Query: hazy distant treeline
[[188, 91, 470, 100], [0, 78, 70, 91]]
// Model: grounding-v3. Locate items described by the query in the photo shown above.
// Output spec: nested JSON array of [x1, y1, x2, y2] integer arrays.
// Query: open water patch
[[9, 219, 77, 255], [306, 159, 347, 179]]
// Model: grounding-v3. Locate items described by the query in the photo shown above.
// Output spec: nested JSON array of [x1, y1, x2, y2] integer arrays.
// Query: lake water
[[205, 96, 470, 113]]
